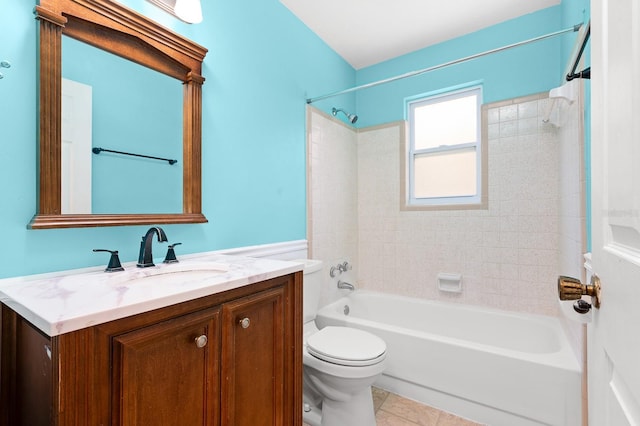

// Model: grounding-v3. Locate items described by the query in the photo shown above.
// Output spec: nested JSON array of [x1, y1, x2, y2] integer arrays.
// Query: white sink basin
[[112, 262, 230, 286]]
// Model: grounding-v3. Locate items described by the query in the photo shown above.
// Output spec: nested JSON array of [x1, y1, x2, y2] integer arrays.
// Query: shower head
[[332, 107, 358, 124]]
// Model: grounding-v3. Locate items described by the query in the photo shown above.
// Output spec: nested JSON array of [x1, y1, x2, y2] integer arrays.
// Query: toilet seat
[[307, 326, 386, 367]]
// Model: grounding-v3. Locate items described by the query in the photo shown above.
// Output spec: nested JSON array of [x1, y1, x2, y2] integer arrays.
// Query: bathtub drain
[[343, 305, 350, 315]]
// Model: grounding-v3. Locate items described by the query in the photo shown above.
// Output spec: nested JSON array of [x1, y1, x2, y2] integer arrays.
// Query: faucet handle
[[339, 261, 352, 272], [163, 243, 182, 264], [93, 249, 125, 272]]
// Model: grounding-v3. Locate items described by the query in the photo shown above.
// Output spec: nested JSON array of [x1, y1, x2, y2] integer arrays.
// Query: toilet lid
[[307, 326, 386, 367]]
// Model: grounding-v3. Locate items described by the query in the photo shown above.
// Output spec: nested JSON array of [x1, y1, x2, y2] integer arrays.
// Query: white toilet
[[297, 259, 387, 426]]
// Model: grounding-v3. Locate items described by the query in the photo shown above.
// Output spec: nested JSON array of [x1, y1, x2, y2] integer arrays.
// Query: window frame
[[403, 85, 488, 210]]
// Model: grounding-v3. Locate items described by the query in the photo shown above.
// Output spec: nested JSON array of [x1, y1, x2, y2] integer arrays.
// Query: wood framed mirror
[[29, 0, 208, 229]]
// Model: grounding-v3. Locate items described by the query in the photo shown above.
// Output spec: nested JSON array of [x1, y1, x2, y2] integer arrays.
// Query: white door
[[589, 0, 640, 424], [61, 78, 92, 214]]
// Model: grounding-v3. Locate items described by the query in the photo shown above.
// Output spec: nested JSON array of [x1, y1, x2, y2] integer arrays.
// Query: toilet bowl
[[303, 324, 386, 426], [295, 259, 387, 426]]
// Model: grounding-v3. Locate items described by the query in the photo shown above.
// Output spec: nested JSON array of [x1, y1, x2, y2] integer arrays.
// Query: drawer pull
[[239, 317, 251, 329], [194, 334, 208, 348]]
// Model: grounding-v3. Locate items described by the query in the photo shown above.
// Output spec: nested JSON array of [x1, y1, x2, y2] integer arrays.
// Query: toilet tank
[[294, 259, 323, 323]]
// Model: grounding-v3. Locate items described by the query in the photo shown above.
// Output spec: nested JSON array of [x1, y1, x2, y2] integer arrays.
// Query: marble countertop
[[0, 253, 303, 337]]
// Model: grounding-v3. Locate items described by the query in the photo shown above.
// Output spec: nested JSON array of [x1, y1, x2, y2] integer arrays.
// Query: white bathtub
[[315, 291, 581, 426]]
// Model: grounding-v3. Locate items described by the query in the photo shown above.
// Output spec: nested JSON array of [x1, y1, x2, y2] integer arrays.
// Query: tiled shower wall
[[307, 109, 359, 308], [358, 94, 563, 316], [555, 80, 587, 365], [309, 91, 584, 320]]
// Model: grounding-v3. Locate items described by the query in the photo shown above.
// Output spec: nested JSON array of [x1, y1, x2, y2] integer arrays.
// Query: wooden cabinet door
[[221, 286, 285, 426], [112, 307, 220, 426]]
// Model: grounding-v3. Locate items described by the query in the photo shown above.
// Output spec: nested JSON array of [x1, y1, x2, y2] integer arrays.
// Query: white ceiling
[[280, 0, 560, 70]]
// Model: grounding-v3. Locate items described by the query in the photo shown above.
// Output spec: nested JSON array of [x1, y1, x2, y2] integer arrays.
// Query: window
[[404, 86, 486, 209]]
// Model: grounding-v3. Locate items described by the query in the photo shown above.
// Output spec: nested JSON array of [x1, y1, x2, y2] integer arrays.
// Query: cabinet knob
[[194, 334, 208, 348], [239, 317, 251, 329]]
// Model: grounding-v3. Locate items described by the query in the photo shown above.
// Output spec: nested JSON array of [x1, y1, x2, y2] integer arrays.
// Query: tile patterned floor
[[305, 387, 485, 426]]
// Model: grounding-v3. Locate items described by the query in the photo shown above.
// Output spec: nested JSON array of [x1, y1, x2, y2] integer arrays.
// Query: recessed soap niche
[[437, 273, 462, 293]]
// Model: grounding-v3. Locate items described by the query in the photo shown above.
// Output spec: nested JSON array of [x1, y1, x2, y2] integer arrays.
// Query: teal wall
[[0, 0, 355, 278], [0, 0, 590, 279], [561, 0, 591, 251], [561, 0, 590, 70], [353, 6, 568, 128]]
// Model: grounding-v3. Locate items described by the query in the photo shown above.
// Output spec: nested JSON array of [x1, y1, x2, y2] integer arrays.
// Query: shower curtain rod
[[306, 23, 583, 104], [566, 20, 590, 81]]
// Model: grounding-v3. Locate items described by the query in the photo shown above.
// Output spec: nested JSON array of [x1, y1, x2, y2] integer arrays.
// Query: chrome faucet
[[137, 226, 168, 268], [338, 261, 352, 273], [330, 261, 353, 277], [337, 280, 355, 291]]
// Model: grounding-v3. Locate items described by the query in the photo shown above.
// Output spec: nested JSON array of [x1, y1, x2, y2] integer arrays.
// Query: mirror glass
[[61, 35, 183, 214]]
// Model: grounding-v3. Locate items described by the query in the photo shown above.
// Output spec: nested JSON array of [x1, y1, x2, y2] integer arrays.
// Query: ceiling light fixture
[[174, 0, 203, 24]]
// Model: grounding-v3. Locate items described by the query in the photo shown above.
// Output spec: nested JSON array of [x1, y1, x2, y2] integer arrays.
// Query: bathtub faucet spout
[[337, 280, 355, 291]]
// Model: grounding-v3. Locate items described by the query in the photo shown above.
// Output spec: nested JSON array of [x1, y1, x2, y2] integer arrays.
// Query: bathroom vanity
[[0, 255, 303, 426]]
